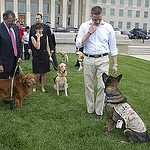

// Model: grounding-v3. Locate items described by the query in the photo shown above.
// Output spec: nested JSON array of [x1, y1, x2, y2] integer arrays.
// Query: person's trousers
[[83, 55, 109, 115]]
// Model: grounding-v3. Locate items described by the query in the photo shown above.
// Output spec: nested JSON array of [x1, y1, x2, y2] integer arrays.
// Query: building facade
[[0, 0, 150, 31]]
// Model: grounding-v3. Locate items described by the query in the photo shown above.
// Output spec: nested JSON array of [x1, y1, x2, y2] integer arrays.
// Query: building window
[[145, 0, 149, 7], [67, 5, 71, 15], [43, 16, 48, 24], [144, 11, 148, 18], [126, 22, 131, 29], [135, 23, 139, 28], [120, 0, 124, 5], [111, 0, 115, 4], [102, 0, 106, 3], [55, 4, 60, 14], [110, 9, 115, 16], [31, 3, 38, 13], [18, 2, 25, 13], [128, 0, 133, 6], [137, 0, 141, 7], [43, 4, 49, 14], [143, 23, 147, 29], [119, 9, 123, 16], [102, 8, 106, 15], [6, 1, 13, 10], [136, 11, 140, 17], [67, 17, 70, 25], [127, 10, 132, 17], [110, 21, 114, 27], [118, 22, 122, 29], [31, 15, 35, 25], [55, 17, 59, 25], [92, 0, 97, 3]]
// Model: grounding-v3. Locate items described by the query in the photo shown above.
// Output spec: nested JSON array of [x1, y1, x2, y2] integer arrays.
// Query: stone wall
[[55, 33, 131, 54]]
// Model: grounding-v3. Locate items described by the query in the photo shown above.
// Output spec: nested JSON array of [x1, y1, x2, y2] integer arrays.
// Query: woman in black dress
[[31, 23, 51, 92]]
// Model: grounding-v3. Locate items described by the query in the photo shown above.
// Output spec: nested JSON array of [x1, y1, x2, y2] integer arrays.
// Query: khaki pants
[[83, 55, 109, 115]]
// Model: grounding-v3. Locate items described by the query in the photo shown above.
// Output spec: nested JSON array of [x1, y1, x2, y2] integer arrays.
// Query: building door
[[18, 15, 26, 26]]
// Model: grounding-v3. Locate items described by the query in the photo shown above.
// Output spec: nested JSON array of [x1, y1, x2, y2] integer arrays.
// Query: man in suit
[[0, 10, 22, 79]]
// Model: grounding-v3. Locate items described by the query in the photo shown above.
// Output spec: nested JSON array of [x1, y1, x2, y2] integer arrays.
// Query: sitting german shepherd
[[102, 73, 150, 142]]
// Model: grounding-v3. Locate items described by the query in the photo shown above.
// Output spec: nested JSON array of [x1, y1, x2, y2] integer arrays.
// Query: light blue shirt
[[76, 20, 118, 56]]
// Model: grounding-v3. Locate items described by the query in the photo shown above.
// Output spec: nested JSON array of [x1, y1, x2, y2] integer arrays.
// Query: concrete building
[[0, 0, 150, 31]]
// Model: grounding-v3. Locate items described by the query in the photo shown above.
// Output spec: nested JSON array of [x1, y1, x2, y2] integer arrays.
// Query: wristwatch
[[88, 32, 92, 35], [113, 64, 118, 67]]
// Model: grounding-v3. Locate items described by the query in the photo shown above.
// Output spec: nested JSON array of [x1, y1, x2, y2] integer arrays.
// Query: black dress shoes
[[96, 115, 103, 120]]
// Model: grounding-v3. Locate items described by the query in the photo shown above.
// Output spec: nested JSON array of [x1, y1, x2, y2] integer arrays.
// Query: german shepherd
[[102, 73, 150, 142]]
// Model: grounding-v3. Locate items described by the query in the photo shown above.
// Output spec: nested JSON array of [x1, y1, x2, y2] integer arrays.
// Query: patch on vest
[[114, 103, 147, 133]]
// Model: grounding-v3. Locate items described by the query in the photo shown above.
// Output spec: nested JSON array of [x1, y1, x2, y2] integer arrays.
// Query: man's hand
[[0, 65, 4, 73], [28, 49, 32, 55], [112, 66, 118, 74]]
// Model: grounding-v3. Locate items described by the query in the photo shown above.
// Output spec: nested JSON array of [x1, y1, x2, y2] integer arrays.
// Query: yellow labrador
[[61, 51, 68, 63], [54, 63, 68, 96]]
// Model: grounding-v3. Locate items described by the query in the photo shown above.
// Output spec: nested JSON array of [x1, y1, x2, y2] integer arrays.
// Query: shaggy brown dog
[[54, 63, 68, 96], [0, 73, 36, 108], [102, 73, 150, 143]]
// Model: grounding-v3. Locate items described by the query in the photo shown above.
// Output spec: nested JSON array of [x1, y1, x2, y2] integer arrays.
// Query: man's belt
[[84, 53, 108, 58]]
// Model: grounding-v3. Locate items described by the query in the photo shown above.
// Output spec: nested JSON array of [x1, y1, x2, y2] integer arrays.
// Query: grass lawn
[[0, 53, 150, 150]]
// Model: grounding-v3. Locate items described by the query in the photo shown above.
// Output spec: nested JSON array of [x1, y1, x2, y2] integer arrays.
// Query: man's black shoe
[[96, 115, 103, 120]]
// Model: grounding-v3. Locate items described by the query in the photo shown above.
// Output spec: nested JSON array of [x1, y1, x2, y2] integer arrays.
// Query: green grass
[[0, 54, 150, 150]]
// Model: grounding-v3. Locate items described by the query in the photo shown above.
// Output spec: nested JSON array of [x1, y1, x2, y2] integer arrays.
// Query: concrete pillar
[[50, 0, 55, 28], [0, 0, 5, 22], [39, 0, 43, 15], [14, 0, 18, 19], [84, 0, 91, 21], [73, 0, 79, 28], [62, 0, 67, 27], [26, 0, 31, 26]]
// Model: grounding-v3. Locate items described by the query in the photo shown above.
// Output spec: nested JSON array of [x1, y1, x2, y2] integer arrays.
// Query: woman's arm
[[46, 36, 51, 56], [31, 36, 40, 50], [46, 36, 53, 62]]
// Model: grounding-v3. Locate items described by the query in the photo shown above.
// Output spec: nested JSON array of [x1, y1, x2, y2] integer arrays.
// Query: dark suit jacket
[[28, 23, 54, 50], [0, 22, 22, 72]]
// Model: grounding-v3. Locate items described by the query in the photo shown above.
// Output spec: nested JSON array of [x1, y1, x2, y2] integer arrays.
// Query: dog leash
[[50, 61, 58, 70], [10, 64, 20, 110]]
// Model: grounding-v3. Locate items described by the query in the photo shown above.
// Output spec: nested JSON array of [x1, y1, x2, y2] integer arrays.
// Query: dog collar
[[106, 93, 121, 97], [106, 93, 127, 104]]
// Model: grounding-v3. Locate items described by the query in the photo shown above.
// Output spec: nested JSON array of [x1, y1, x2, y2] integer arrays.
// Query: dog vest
[[114, 103, 147, 133]]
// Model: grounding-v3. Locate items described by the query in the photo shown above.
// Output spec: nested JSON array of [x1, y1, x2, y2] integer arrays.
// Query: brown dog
[[102, 73, 150, 142], [54, 63, 68, 96], [0, 73, 36, 108]]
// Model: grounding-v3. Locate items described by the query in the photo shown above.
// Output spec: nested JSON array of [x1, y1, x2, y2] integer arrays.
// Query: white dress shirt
[[76, 20, 118, 56]]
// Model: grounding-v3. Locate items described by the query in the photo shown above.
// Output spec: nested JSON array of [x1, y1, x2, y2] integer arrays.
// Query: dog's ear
[[102, 72, 108, 84], [115, 74, 122, 83]]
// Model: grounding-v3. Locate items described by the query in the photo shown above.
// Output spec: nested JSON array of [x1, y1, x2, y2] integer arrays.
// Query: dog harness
[[114, 103, 147, 133]]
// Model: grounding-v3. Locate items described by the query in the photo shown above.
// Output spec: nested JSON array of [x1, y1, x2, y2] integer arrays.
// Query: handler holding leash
[[0, 10, 22, 79], [76, 6, 118, 120]]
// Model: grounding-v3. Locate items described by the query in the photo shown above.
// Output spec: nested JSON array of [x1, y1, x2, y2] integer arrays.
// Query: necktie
[[9, 29, 18, 57]]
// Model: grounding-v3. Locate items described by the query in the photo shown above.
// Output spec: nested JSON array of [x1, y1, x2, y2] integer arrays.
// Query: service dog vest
[[114, 103, 147, 133]]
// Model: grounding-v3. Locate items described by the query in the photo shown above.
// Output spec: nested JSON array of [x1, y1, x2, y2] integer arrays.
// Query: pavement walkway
[[130, 55, 150, 61]]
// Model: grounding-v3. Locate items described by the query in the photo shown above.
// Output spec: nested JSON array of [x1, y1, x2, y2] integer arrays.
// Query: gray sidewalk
[[129, 39, 150, 61], [130, 55, 150, 61]]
